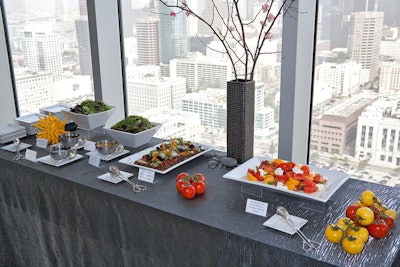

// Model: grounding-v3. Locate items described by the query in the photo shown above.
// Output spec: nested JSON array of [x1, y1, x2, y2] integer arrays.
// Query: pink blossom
[[170, 11, 176, 17], [229, 25, 235, 32], [186, 10, 190, 17], [268, 13, 275, 22], [262, 3, 270, 13], [265, 32, 273, 39]]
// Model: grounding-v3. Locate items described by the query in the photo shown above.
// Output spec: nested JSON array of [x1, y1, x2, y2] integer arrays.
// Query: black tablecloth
[[0, 136, 400, 266]]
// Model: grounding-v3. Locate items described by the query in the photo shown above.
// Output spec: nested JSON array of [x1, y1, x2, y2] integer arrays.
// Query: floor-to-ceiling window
[[2, 0, 94, 115], [119, 0, 285, 158], [310, 0, 400, 187]]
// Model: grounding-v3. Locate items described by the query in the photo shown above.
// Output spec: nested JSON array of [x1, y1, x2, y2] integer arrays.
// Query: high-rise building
[[16, 72, 55, 114], [314, 60, 362, 97], [379, 62, 400, 93], [21, 28, 63, 81], [158, 0, 188, 64], [126, 77, 186, 114], [75, 19, 92, 76], [170, 54, 231, 90], [136, 17, 159, 65], [356, 97, 400, 167], [347, 11, 384, 81]]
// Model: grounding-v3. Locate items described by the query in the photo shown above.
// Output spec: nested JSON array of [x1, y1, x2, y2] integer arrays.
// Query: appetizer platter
[[223, 156, 350, 203], [119, 138, 213, 174]]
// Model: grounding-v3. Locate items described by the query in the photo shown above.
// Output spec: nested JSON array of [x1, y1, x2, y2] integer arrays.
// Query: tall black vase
[[226, 79, 255, 164]]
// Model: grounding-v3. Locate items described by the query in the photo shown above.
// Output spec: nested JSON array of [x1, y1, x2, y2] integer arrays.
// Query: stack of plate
[[14, 113, 45, 135], [0, 124, 27, 144]]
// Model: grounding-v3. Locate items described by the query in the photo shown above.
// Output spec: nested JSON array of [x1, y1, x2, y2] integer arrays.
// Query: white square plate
[[38, 154, 83, 167], [1, 142, 31, 152], [222, 156, 350, 202], [119, 142, 213, 174], [263, 214, 308, 235], [97, 171, 133, 184], [86, 149, 130, 161]]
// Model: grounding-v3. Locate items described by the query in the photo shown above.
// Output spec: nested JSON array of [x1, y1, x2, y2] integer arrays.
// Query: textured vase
[[226, 79, 255, 164]]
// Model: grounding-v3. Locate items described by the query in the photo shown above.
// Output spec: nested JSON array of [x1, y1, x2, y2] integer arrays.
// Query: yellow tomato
[[325, 224, 344, 243], [361, 190, 375, 206], [342, 236, 364, 254], [263, 174, 275, 185], [356, 207, 375, 226], [273, 158, 285, 166], [346, 226, 369, 243], [247, 172, 258, 181], [384, 209, 397, 221], [354, 200, 365, 207], [336, 217, 355, 232]]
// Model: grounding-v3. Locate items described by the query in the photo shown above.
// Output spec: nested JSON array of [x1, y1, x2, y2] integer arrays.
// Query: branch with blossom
[[158, 0, 296, 81]]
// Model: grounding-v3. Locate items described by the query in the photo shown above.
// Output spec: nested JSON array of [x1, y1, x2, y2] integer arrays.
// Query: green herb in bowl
[[71, 99, 111, 115], [111, 115, 155, 133]]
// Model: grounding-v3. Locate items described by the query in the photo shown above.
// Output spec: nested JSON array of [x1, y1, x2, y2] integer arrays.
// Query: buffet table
[[0, 135, 400, 267]]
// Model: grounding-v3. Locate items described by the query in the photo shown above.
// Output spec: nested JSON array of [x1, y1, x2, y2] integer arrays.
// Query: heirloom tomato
[[279, 162, 292, 172], [324, 224, 344, 243], [181, 184, 196, 199], [356, 207, 374, 226], [341, 236, 364, 254], [367, 218, 389, 239], [346, 226, 369, 243], [360, 190, 375, 206], [381, 214, 394, 229], [336, 217, 355, 232], [300, 165, 310, 175], [384, 209, 397, 220], [345, 203, 361, 222]]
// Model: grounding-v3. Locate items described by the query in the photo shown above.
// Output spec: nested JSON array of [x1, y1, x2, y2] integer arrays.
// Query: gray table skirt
[[1, 136, 400, 266]]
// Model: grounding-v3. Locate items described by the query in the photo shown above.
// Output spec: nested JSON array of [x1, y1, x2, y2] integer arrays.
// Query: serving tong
[[276, 206, 321, 251], [109, 165, 146, 193], [12, 138, 24, 160]]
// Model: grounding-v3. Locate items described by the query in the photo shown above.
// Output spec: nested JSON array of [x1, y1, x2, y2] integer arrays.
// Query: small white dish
[[38, 154, 83, 167], [86, 149, 129, 161], [1, 142, 31, 152], [97, 171, 133, 184], [263, 214, 308, 235]]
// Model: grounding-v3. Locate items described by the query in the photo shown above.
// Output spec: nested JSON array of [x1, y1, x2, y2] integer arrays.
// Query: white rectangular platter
[[119, 142, 213, 174], [223, 156, 350, 203]]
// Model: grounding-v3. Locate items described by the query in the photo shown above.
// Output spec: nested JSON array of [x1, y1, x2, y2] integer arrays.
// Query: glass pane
[[3, 0, 94, 115], [121, 0, 282, 157], [311, 1, 400, 187]]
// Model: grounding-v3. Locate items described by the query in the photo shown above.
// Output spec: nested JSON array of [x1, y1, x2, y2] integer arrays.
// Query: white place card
[[84, 140, 96, 151], [245, 198, 268, 217], [36, 138, 48, 149], [24, 149, 38, 162], [88, 154, 101, 167], [138, 168, 155, 183]]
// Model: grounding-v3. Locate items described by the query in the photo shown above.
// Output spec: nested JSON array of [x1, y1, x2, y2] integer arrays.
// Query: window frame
[[0, 0, 319, 163]]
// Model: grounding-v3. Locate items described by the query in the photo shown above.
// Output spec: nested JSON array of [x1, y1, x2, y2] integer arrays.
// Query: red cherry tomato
[[346, 203, 361, 222], [181, 184, 196, 199], [176, 179, 186, 193], [300, 165, 310, 175], [279, 162, 292, 172], [367, 219, 389, 239], [192, 173, 206, 182], [193, 180, 206, 195], [176, 172, 190, 182], [381, 215, 394, 229]]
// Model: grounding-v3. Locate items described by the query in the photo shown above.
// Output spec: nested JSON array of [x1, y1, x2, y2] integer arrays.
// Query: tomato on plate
[[300, 165, 310, 175], [341, 236, 364, 254], [361, 190, 375, 206], [381, 214, 394, 229], [356, 207, 375, 226], [346, 226, 369, 243], [367, 218, 389, 239], [346, 203, 361, 222], [279, 162, 292, 172], [325, 224, 344, 243]]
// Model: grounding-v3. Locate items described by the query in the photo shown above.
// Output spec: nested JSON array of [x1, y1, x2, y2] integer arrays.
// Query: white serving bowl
[[63, 107, 116, 130], [103, 122, 161, 148]]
